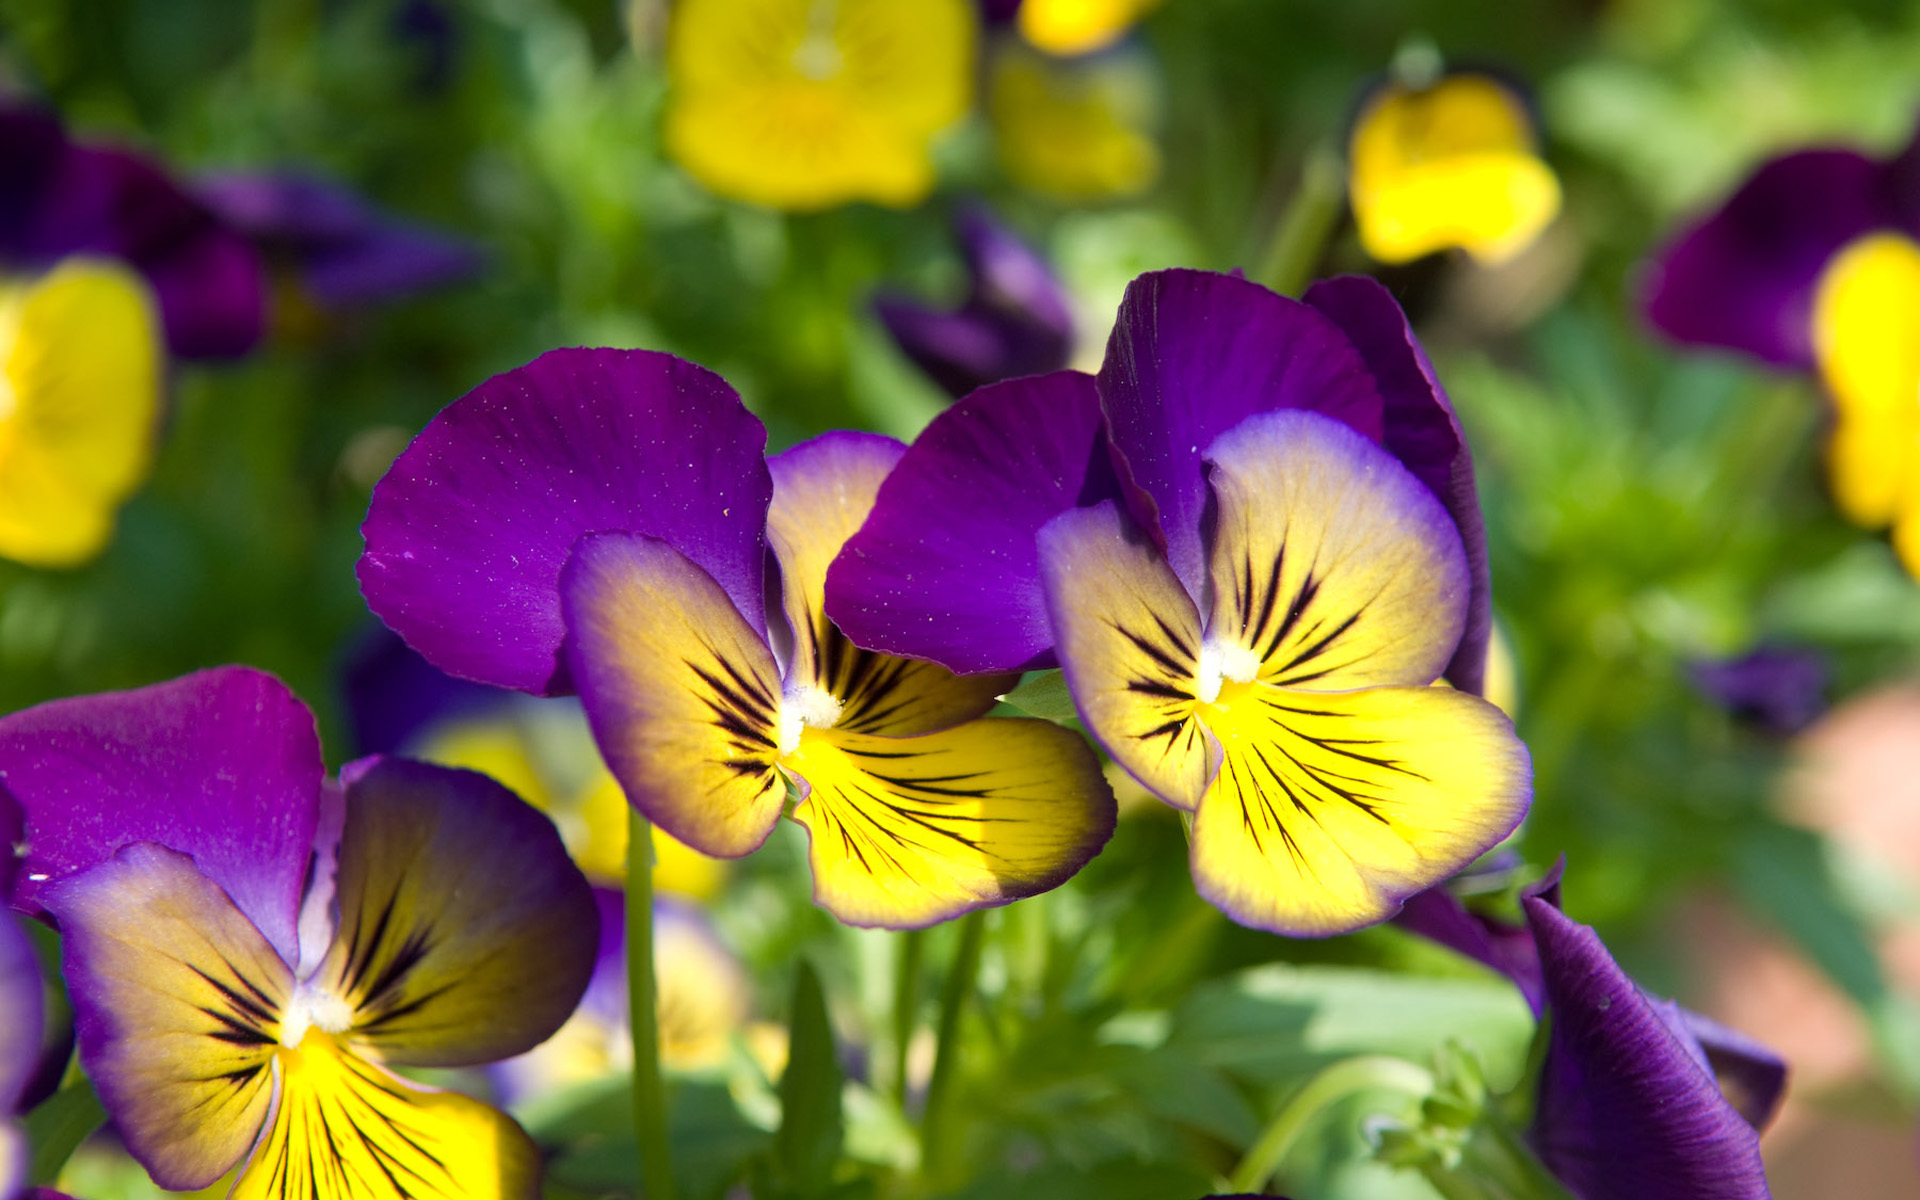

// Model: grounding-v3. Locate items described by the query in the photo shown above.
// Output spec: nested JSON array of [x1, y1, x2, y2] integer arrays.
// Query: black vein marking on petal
[[188, 962, 281, 1045], [807, 745, 1036, 883]]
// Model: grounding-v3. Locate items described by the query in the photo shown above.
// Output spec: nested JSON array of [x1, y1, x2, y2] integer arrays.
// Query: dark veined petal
[[43, 845, 291, 1191], [562, 531, 787, 858], [785, 720, 1115, 929], [1097, 268, 1385, 597], [770, 432, 1012, 735], [359, 348, 772, 696], [0, 666, 323, 967], [1642, 147, 1898, 369], [1204, 410, 1468, 691], [0, 910, 42, 1113], [1669, 1008, 1788, 1133], [1302, 275, 1492, 694], [229, 1032, 539, 1200], [825, 370, 1123, 675], [1523, 897, 1772, 1200], [313, 756, 597, 1068], [1037, 501, 1214, 811], [1189, 684, 1530, 936]]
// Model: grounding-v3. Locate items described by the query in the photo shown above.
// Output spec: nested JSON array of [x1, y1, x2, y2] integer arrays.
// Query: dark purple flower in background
[[1687, 645, 1829, 738], [340, 623, 508, 757], [0, 102, 265, 360], [197, 172, 483, 310], [873, 206, 1075, 400], [1641, 123, 1920, 369], [1402, 877, 1782, 1199]]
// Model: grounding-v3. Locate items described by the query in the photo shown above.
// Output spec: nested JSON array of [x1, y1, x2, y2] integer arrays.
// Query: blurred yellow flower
[[1811, 232, 1920, 577], [664, 0, 975, 210], [1016, 0, 1160, 57], [990, 42, 1160, 202], [0, 259, 162, 568], [1348, 72, 1561, 266]]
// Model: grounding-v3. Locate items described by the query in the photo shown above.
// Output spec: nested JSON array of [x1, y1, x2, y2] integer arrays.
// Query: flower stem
[[919, 910, 987, 1179], [627, 810, 677, 1200], [1225, 1055, 1434, 1194], [1255, 145, 1346, 298], [891, 927, 925, 1104]]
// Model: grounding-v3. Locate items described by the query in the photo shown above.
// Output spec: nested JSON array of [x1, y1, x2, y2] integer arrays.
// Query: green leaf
[[773, 959, 845, 1198], [26, 1077, 106, 1185], [999, 671, 1080, 724]]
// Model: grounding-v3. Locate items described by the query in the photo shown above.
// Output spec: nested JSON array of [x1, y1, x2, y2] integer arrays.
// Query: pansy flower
[[197, 172, 483, 312], [994, 0, 1162, 58], [0, 667, 599, 1199], [359, 349, 1115, 929], [988, 39, 1160, 202], [1687, 644, 1828, 738], [663, 0, 975, 211], [873, 205, 1075, 400], [1402, 879, 1782, 1200], [0, 102, 265, 360], [1347, 69, 1561, 267], [828, 269, 1528, 934], [1, 791, 42, 1200], [1642, 123, 1920, 576]]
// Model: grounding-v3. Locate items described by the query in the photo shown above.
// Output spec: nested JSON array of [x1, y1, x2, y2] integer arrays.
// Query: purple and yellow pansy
[[360, 349, 1116, 930], [1347, 69, 1561, 267], [0, 667, 598, 1200], [1, 791, 42, 1200], [1643, 122, 1920, 578], [827, 268, 1529, 935]]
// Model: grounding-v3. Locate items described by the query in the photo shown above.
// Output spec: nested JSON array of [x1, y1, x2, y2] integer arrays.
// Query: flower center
[[279, 981, 356, 1049], [778, 683, 845, 756], [1196, 637, 1262, 704], [791, 32, 842, 81]]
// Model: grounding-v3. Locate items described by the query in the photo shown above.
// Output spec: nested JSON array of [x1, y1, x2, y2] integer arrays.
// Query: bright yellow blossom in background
[[1017, 0, 1162, 57], [1348, 73, 1561, 266], [0, 259, 163, 568], [990, 41, 1160, 202], [664, 0, 975, 211]]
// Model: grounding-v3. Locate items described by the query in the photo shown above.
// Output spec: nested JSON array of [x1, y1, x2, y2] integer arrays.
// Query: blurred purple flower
[[1688, 645, 1829, 737], [0, 101, 265, 359], [341, 623, 506, 757], [197, 172, 483, 310], [873, 206, 1074, 400], [1401, 876, 1782, 1199]]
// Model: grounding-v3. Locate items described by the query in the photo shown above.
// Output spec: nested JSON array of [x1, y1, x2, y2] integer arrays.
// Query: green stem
[[1225, 1056, 1434, 1194], [891, 928, 925, 1104], [1255, 146, 1347, 298], [919, 910, 987, 1178], [627, 811, 677, 1200]]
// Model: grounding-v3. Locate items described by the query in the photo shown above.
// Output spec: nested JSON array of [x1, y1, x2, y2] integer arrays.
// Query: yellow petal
[[989, 43, 1161, 202], [786, 719, 1114, 928], [0, 259, 163, 567], [1349, 75, 1560, 265], [1016, 0, 1159, 56], [232, 1032, 539, 1200], [1190, 681, 1529, 936], [1811, 233, 1920, 529]]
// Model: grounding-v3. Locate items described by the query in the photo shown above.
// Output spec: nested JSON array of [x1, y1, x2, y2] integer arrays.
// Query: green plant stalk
[[1255, 146, 1347, 298], [919, 910, 988, 1178], [891, 927, 926, 1104], [628, 810, 677, 1200], [1225, 1055, 1435, 1194]]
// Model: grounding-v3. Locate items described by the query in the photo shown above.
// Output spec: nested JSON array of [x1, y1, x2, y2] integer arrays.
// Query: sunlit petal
[[562, 531, 787, 857], [1038, 501, 1213, 810], [1204, 410, 1467, 690], [1811, 232, 1920, 530], [44, 845, 289, 1191], [1189, 683, 1529, 936], [770, 432, 1012, 735], [314, 757, 597, 1068], [787, 720, 1114, 929], [231, 1032, 539, 1200]]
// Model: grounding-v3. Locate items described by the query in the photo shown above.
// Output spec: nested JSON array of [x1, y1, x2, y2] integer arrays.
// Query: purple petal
[[1523, 897, 1772, 1200], [1302, 275, 1491, 694], [1687, 645, 1829, 738], [0, 911, 42, 1113], [0, 666, 323, 966], [1097, 269, 1385, 596], [339, 624, 508, 757], [0, 106, 65, 239], [873, 298, 1027, 399], [825, 370, 1124, 674], [1642, 148, 1902, 369], [1393, 887, 1548, 1016], [0, 787, 20, 901], [0, 106, 266, 359], [359, 347, 773, 695], [1670, 1008, 1789, 1133]]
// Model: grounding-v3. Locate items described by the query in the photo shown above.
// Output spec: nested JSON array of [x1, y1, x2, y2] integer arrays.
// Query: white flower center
[[777, 683, 845, 756], [279, 982, 355, 1049], [1196, 638, 1262, 704]]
